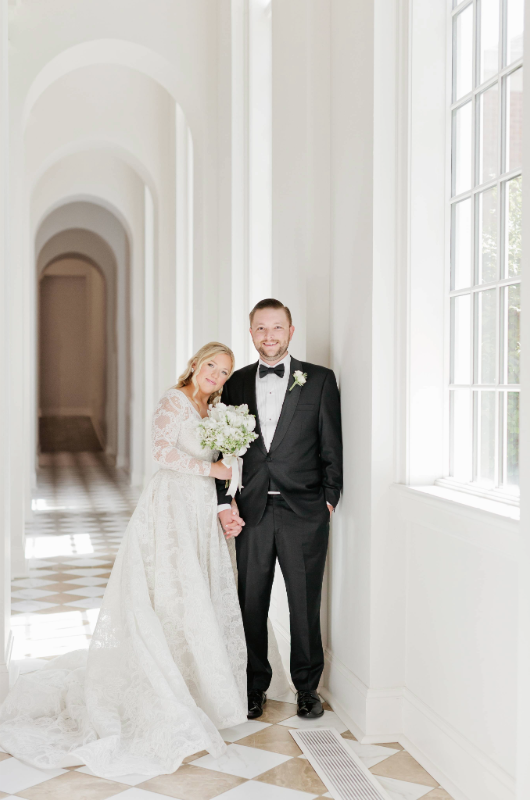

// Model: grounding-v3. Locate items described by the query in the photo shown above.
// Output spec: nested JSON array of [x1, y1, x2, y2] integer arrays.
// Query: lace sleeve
[[152, 392, 212, 477]]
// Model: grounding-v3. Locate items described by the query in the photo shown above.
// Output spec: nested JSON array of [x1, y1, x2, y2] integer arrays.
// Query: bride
[[0, 342, 286, 779]]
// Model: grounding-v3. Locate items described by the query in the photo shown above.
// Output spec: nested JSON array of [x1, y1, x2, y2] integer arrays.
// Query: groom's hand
[[219, 505, 245, 538]]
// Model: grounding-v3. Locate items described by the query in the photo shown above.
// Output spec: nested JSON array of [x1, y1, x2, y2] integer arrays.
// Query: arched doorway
[[38, 256, 106, 453]]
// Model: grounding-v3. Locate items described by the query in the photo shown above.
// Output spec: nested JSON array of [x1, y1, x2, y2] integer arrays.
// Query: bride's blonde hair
[[176, 342, 235, 406]]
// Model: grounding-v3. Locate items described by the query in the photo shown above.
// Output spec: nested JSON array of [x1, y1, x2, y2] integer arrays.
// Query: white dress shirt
[[217, 354, 290, 512]]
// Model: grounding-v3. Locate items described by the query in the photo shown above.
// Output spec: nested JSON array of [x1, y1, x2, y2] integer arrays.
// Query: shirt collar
[[258, 353, 290, 371]]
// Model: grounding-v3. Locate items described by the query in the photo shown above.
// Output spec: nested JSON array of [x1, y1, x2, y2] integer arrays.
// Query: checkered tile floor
[[2, 453, 454, 800]]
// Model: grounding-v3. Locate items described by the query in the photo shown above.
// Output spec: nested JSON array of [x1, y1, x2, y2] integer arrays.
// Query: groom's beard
[[256, 341, 289, 363]]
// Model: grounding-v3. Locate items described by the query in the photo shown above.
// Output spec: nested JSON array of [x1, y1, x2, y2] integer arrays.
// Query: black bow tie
[[259, 363, 285, 379]]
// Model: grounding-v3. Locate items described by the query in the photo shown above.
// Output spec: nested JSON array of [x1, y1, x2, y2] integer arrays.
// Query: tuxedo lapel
[[269, 357, 303, 453], [244, 363, 267, 455]]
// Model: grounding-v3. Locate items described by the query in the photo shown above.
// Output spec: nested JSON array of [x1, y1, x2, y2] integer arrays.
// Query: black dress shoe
[[296, 690, 324, 718], [247, 690, 267, 719]]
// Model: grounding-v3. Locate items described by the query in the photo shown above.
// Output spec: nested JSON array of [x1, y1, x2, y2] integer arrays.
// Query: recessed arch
[[22, 38, 199, 144]]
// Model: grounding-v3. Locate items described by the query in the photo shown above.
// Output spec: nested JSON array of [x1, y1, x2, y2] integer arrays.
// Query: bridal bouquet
[[197, 403, 258, 497]]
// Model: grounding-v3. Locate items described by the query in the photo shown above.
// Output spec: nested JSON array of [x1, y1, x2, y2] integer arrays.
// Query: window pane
[[506, 67, 523, 172], [506, 283, 521, 383], [505, 175, 522, 277], [452, 198, 473, 289], [475, 288, 497, 383], [505, 391, 520, 485], [476, 390, 496, 485], [454, 5, 474, 100], [451, 390, 472, 482], [453, 102, 472, 195], [452, 294, 472, 383], [478, 83, 499, 183], [477, 185, 498, 283], [506, 0, 524, 65], [479, 0, 499, 84]]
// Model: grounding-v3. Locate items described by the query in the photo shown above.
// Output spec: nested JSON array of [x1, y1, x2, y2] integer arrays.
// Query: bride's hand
[[210, 461, 233, 481]]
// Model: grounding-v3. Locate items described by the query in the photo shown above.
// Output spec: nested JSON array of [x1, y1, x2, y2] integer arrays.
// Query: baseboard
[[322, 646, 402, 739], [402, 689, 515, 800], [90, 416, 106, 450]]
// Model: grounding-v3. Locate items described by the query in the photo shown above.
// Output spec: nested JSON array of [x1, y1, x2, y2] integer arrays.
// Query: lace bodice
[[152, 389, 215, 477]]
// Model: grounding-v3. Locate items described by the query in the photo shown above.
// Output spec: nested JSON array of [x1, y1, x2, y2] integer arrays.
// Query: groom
[[217, 299, 342, 720]]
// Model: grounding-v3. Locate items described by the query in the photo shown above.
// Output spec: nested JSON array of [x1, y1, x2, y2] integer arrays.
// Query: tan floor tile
[[422, 789, 455, 800], [341, 731, 358, 741], [139, 764, 247, 799], [35, 584, 68, 594], [182, 750, 208, 764], [0, 753, 11, 762], [379, 741, 404, 751], [236, 724, 302, 756], [256, 756, 328, 795], [322, 701, 332, 711], [38, 594, 78, 604], [17, 769, 129, 799], [370, 751, 439, 787], [259, 700, 297, 724]]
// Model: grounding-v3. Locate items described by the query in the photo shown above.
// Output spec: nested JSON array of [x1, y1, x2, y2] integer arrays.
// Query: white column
[[0, 0, 14, 699], [176, 104, 194, 377], [516, 1, 530, 795], [143, 186, 156, 486], [230, 0, 272, 368]]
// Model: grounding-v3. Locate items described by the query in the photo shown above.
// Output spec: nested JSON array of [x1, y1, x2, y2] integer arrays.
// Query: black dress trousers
[[235, 495, 330, 693]]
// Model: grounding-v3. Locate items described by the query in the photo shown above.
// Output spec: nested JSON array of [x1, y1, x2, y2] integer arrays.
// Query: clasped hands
[[218, 501, 245, 539]]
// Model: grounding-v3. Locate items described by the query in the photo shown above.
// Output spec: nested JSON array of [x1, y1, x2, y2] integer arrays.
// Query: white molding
[[392, 484, 521, 559], [402, 688, 515, 800]]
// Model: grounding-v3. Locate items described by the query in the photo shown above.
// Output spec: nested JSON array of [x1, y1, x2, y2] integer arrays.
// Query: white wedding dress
[[0, 389, 288, 779]]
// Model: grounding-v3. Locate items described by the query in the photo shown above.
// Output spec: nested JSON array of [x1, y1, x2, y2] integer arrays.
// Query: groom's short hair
[[249, 298, 292, 327]]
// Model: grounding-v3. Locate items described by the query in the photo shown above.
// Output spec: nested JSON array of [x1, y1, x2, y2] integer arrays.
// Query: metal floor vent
[[289, 728, 393, 800]]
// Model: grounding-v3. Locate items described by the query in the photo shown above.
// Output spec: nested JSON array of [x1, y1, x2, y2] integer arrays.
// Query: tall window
[[448, 0, 523, 499]]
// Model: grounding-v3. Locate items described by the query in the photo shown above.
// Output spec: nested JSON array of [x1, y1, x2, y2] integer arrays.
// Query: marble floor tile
[[138, 764, 246, 799], [11, 590, 55, 601], [76, 766, 158, 787], [370, 752, 439, 788], [192, 744, 291, 780], [16, 770, 129, 799], [0, 760, 66, 794], [11, 602, 57, 614], [107, 790, 178, 800], [374, 776, 435, 800], [64, 577, 108, 586], [64, 598, 103, 609], [182, 751, 208, 764], [214, 779, 319, 799], [278, 710, 348, 734], [63, 586, 105, 597], [11, 580, 54, 590], [235, 724, 303, 757], [219, 720, 271, 743], [269, 690, 297, 704], [259, 701, 298, 724], [343, 740, 400, 768], [256, 754, 328, 796], [421, 790, 454, 800]]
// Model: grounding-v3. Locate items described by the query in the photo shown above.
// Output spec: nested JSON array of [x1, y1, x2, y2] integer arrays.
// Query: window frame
[[438, 0, 522, 506]]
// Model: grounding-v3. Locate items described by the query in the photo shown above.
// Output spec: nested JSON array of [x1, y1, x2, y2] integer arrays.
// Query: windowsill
[[393, 483, 520, 522]]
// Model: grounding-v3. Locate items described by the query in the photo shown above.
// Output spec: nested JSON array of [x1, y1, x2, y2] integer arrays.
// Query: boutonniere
[[289, 370, 308, 392]]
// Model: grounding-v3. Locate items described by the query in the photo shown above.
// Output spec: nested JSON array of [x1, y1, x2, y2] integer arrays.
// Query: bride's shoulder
[[157, 387, 189, 412]]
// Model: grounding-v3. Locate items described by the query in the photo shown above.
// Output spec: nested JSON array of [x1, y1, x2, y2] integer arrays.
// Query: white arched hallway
[[0, 1, 528, 800]]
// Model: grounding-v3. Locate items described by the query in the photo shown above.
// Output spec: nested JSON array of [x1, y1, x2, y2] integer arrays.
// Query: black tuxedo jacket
[[216, 357, 343, 525]]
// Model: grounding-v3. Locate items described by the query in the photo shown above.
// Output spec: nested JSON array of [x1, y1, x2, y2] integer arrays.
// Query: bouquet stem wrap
[[222, 454, 244, 498]]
